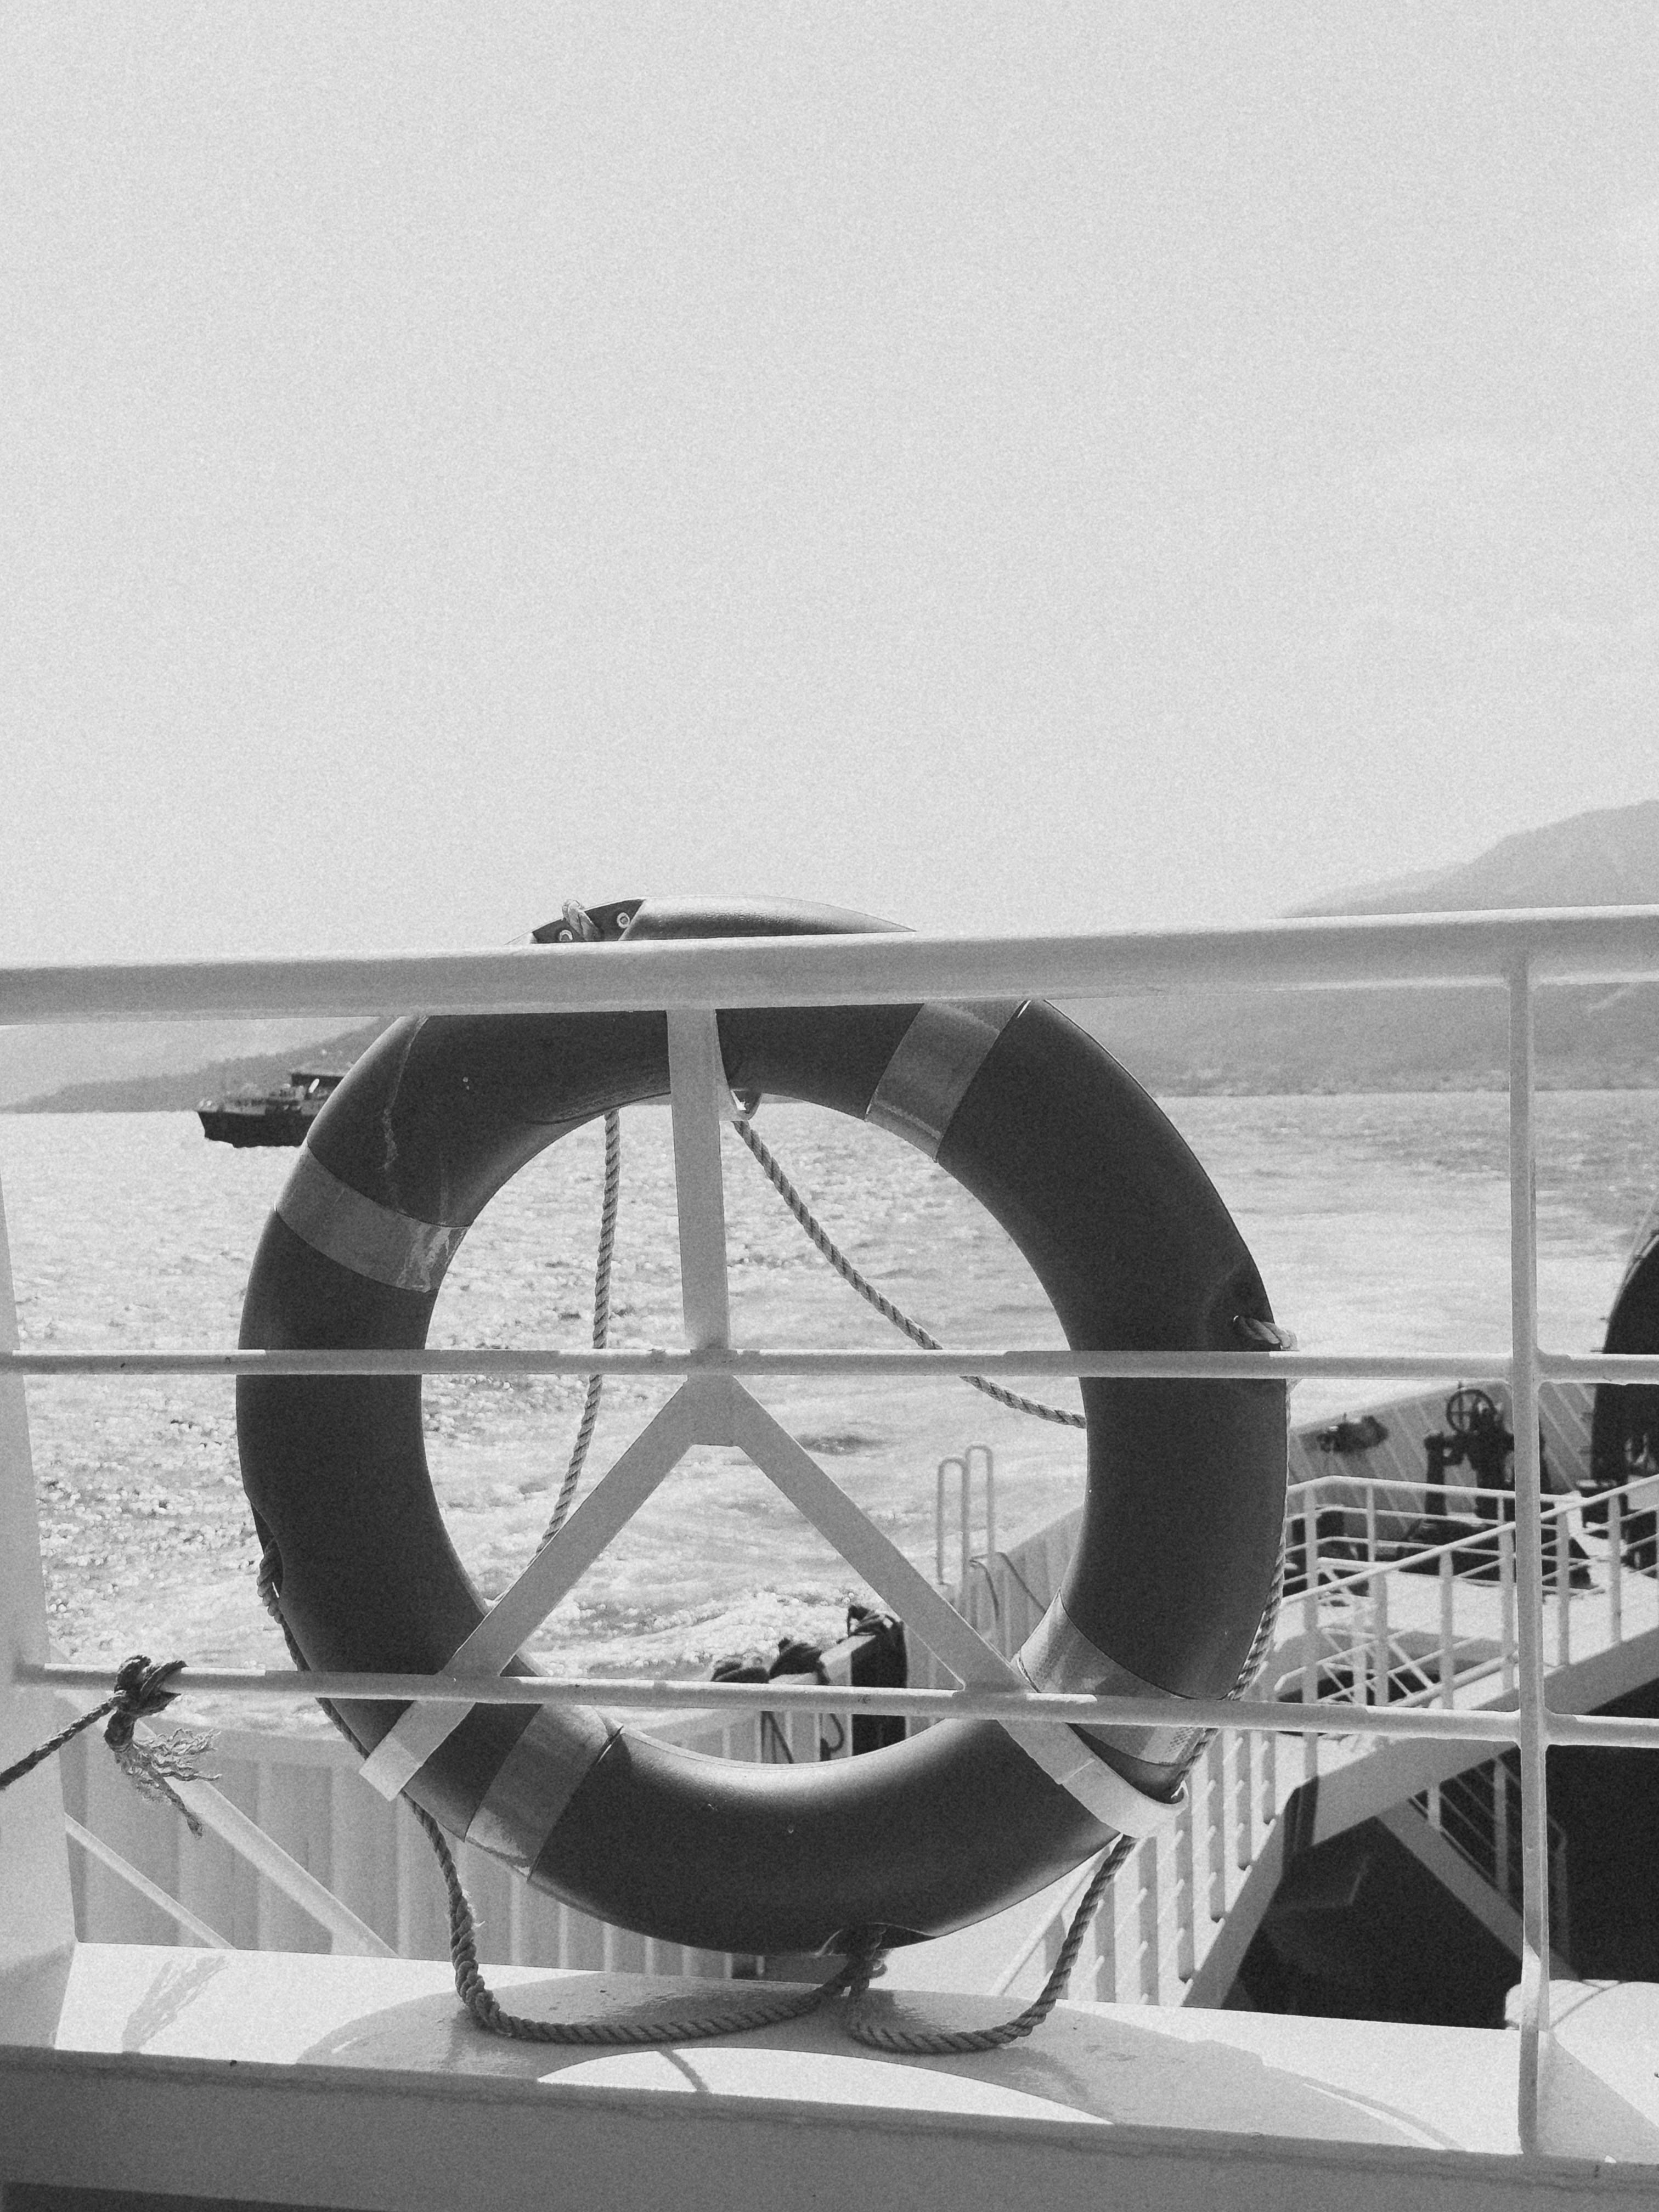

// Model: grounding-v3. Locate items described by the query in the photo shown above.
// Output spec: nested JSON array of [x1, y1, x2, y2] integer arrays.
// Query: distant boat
[[196, 1066, 345, 1147]]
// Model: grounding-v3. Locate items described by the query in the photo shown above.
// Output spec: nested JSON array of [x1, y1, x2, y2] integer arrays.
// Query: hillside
[[1082, 799, 1659, 1093], [1288, 801, 1659, 919], [7, 1022, 388, 1114], [1086, 979, 1659, 1095], [0, 1017, 379, 1113]]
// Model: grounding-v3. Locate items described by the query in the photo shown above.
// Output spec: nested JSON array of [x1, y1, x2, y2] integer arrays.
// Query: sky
[[4, 4, 1658, 963]]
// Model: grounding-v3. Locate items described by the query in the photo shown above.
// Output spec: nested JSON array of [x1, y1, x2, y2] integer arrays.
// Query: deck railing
[[8, 905, 1659, 2151], [1413, 1756, 1572, 1960], [944, 1432, 1659, 2013]]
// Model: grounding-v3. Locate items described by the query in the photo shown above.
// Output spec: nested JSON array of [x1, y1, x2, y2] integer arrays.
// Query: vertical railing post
[[1176, 1791, 1195, 1983], [1364, 1487, 1379, 1704], [1555, 1510, 1570, 1669], [1509, 953, 1552, 2151], [1138, 1844, 1160, 2004], [665, 1008, 735, 1355], [965, 1443, 996, 1562], [1234, 1731, 1252, 1870], [1301, 1513, 1319, 1787], [1500, 1523, 1516, 1697], [1205, 1737, 1226, 1922], [936, 1456, 964, 1587], [1261, 1723, 1276, 1832], [1610, 1491, 1623, 1646], [960, 1458, 972, 1593], [0, 1156, 78, 2022]]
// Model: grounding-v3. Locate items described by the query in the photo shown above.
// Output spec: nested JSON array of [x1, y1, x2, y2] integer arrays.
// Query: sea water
[[4, 1093, 1658, 1724]]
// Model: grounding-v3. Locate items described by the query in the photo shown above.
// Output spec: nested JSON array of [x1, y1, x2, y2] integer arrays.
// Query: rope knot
[[102, 1654, 187, 1750], [837, 1925, 889, 2002], [0, 1651, 215, 1836], [101, 1655, 217, 1835]]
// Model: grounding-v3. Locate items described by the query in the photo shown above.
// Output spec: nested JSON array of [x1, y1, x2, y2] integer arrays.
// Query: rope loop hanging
[[731, 1115, 1086, 1430]]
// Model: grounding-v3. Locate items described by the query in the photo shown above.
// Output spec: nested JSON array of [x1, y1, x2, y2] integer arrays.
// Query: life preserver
[[1590, 1194, 1659, 1493], [237, 897, 1286, 1956]]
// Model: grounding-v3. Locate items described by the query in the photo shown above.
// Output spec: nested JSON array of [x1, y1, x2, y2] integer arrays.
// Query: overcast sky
[[4, 5, 1657, 963]]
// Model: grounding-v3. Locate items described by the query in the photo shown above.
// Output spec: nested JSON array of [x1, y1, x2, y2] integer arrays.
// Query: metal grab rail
[[5, 904, 1659, 1027], [935, 1446, 996, 1588], [11, 1345, 1659, 1381], [8, 909, 1659, 2147]]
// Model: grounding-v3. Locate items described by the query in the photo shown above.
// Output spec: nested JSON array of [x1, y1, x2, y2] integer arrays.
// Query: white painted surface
[[0, 1160, 76, 2010], [9, 1944, 1659, 2209], [665, 1004, 736, 1351], [543, 2045, 1109, 2122], [23, 1943, 1534, 2147]]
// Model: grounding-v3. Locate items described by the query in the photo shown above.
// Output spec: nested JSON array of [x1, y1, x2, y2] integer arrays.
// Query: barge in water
[[196, 1066, 345, 1147]]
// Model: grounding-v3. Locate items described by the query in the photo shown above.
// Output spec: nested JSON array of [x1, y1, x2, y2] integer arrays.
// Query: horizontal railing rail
[[21, 1661, 1659, 1752], [5, 903, 1659, 1028], [13, 1336, 1659, 1371], [1289, 1475, 1593, 1501], [10, 1346, 1659, 1383], [1300, 1488, 1618, 1600]]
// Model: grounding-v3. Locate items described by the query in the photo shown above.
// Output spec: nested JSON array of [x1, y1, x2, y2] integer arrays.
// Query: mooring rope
[[540, 1108, 622, 1548], [846, 1836, 1133, 2056], [411, 1799, 889, 2046], [731, 1115, 1086, 1430], [839, 1532, 1287, 2057]]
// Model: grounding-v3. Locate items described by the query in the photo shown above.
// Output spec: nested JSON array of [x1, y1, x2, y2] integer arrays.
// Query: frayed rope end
[[101, 1654, 217, 1836]]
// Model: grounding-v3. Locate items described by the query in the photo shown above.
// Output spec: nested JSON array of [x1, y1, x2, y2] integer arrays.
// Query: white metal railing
[[1282, 1472, 1659, 1708], [7, 908, 1659, 2152], [943, 1445, 1659, 2016], [50, 1700, 847, 1975], [1413, 1757, 1572, 1959]]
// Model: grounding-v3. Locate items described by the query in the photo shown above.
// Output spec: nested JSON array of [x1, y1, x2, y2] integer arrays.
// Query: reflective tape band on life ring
[[237, 894, 1285, 1956]]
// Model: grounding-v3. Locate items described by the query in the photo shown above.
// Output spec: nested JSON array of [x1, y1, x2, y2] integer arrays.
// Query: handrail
[[6, 903, 1659, 1026], [1308, 1490, 1604, 1602], [11, 1345, 1659, 1382], [22, 1660, 1659, 1752], [1290, 1474, 1611, 1501]]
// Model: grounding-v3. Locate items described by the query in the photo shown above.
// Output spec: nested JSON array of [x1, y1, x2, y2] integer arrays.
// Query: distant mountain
[[6, 1021, 387, 1114], [1082, 800, 1659, 1093], [1289, 799, 1659, 918]]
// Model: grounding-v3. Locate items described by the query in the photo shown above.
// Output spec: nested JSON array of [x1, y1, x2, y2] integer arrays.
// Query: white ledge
[[4, 1946, 1659, 2209]]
